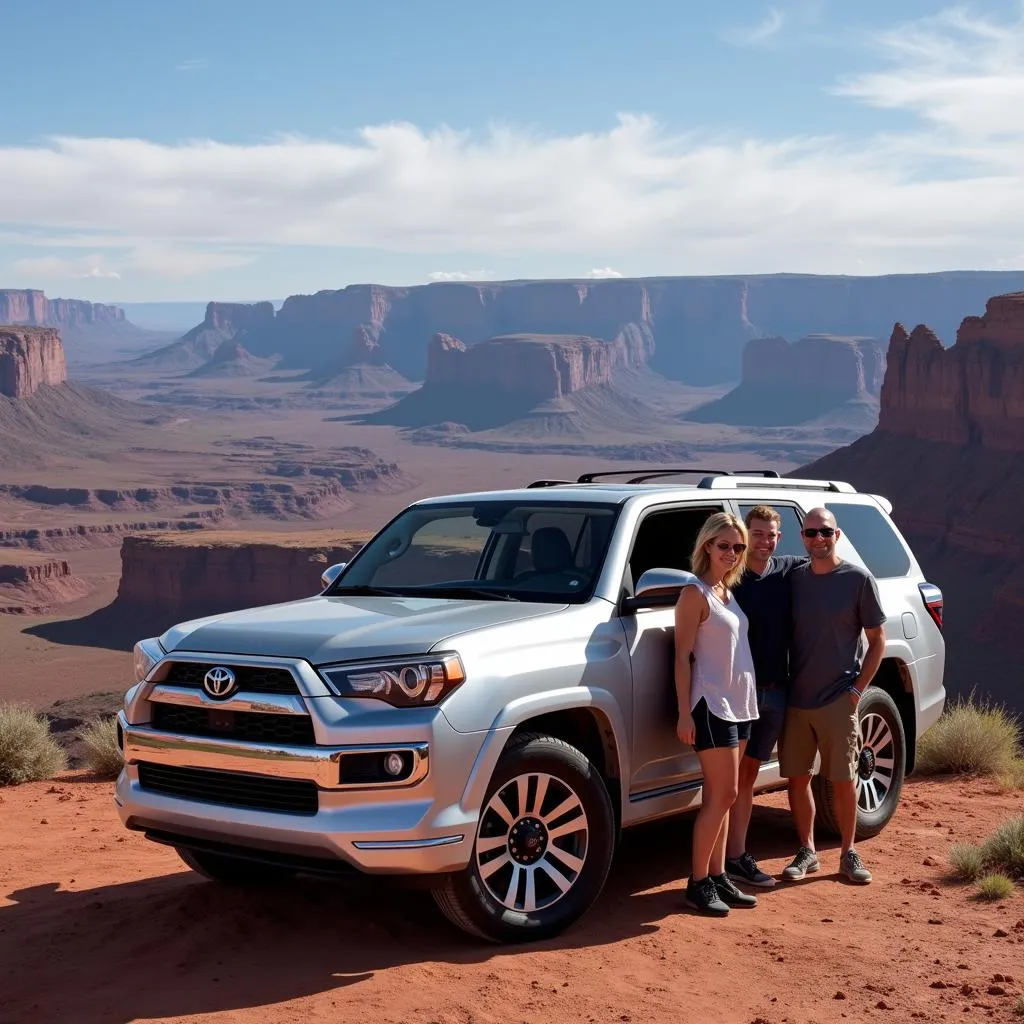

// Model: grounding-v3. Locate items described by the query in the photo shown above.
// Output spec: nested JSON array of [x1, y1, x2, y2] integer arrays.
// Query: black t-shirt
[[733, 555, 805, 691]]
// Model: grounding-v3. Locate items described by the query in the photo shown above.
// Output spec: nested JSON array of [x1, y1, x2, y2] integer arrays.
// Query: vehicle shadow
[[0, 805, 833, 1023]]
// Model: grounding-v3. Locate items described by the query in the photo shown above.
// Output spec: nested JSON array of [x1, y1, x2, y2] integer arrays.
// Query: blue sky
[[1, 0, 1023, 301]]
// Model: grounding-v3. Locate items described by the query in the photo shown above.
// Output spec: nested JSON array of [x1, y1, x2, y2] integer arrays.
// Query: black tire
[[175, 846, 296, 886], [813, 687, 906, 841], [432, 731, 617, 943]]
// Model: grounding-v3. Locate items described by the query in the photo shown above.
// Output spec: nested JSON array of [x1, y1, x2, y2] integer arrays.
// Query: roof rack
[[576, 468, 782, 485], [525, 479, 575, 488], [696, 475, 856, 493]]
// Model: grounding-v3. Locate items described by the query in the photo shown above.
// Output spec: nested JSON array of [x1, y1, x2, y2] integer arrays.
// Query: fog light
[[384, 752, 405, 777]]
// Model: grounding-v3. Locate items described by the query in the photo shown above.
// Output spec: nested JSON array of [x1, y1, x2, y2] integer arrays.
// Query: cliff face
[[116, 532, 370, 621], [743, 334, 884, 398], [879, 294, 1024, 451], [425, 324, 652, 402], [799, 291, 1024, 712], [0, 556, 91, 614], [0, 327, 68, 398], [0, 289, 125, 330]]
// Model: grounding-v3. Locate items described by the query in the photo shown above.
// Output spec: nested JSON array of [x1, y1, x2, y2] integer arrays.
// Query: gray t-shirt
[[789, 561, 886, 709]]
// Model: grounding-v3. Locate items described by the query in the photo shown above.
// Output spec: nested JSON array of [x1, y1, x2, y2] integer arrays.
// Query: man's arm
[[854, 624, 886, 693]]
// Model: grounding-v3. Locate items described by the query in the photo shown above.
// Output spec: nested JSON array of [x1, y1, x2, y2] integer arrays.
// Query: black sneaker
[[685, 876, 730, 917], [712, 873, 758, 908], [782, 846, 820, 880], [725, 852, 776, 889]]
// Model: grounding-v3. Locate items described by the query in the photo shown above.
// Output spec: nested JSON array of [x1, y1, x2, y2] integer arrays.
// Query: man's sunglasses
[[802, 527, 836, 538], [713, 541, 747, 553]]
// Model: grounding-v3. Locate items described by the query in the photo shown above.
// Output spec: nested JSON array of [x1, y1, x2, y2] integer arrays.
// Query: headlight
[[320, 653, 466, 707], [133, 637, 165, 682]]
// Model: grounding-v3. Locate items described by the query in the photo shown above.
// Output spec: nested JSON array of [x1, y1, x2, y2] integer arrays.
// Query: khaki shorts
[[780, 693, 860, 782]]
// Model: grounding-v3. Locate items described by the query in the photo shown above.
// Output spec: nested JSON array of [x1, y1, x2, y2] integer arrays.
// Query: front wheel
[[813, 686, 906, 840], [432, 732, 616, 943]]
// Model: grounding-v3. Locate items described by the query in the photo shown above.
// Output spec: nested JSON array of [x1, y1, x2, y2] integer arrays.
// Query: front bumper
[[114, 653, 511, 876]]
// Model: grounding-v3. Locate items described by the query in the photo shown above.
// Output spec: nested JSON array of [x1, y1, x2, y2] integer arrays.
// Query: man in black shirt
[[725, 505, 804, 888]]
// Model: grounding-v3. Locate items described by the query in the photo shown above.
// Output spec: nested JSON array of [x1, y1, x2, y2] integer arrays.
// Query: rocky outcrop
[[0, 514, 219, 551], [347, 323, 385, 365], [798, 291, 1024, 712], [115, 531, 372, 620], [686, 333, 884, 427], [879, 294, 1024, 451], [186, 339, 275, 378], [0, 289, 125, 330], [134, 301, 276, 371], [0, 327, 68, 398], [183, 271, 1024, 385], [0, 556, 92, 613]]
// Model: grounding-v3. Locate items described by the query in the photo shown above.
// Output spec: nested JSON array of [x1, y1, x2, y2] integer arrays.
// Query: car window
[[738, 503, 805, 557], [627, 505, 724, 585], [825, 502, 912, 579]]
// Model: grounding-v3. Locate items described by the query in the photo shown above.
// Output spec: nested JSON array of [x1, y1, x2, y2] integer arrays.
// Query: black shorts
[[745, 687, 787, 763], [692, 698, 753, 752]]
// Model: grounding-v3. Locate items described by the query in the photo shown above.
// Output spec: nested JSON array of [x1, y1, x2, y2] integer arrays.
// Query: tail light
[[919, 582, 943, 631]]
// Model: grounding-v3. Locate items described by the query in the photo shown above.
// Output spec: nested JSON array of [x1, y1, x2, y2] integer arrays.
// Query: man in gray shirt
[[780, 507, 886, 885]]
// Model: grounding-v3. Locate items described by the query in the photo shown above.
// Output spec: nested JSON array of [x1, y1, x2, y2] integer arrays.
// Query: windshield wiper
[[327, 585, 407, 597], [407, 585, 521, 602]]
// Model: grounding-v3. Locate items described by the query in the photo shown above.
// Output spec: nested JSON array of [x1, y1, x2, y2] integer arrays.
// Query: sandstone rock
[[880, 294, 1024, 451], [0, 556, 91, 613], [186, 338, 275, 378], [0, 326, 67, 398], [742, 333, 884, 398], [0, 289, 124, 330], [347, 324, 385, 365]]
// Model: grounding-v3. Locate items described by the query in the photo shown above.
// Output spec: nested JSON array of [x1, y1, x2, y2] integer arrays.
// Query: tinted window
[[738, 504, 806, 558], [628, 506, 724, 584], [825, 502, 911, 579]]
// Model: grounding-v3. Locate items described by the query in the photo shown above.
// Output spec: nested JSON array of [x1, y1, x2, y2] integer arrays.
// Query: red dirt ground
[[1, 775, 1021, 1024]]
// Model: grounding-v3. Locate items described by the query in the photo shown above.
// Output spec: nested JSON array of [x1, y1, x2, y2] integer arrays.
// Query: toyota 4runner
[[115, 468, 946, 942]]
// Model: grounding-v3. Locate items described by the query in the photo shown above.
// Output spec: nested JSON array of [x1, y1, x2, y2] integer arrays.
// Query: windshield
[[329, 500, 621, 603]]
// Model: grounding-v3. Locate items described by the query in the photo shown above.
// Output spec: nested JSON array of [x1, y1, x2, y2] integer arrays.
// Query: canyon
[[801, 291, 1024, 710], [161, 271, 1024, 386]]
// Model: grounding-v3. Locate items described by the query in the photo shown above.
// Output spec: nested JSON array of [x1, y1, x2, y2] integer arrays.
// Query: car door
[[620, 503, 724, 809]]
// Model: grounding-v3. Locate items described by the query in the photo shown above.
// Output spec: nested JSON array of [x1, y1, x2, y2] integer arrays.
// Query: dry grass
[[994, 759, 1024, 793], [0, 703, 68, 785], [916, 693, 1021, 777], [947, 842, 985, 882], [980, 814, 1024, 879], [1014, 994, 1024, 1018], [975, 873, 1016, 901], [79, 716, 123, 779]]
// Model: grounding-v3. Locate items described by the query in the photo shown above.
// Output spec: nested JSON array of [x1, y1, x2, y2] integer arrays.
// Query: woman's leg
[[692, 745, 741, 881]]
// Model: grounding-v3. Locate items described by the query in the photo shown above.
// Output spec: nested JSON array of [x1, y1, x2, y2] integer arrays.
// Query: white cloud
[[721, 6, 785, 47], [3, 8, 1024, 279], [585, 267, 624, 278], [11, 254, 121, 280], [175, 58, 208, 72], [427, 269, 494, 282]]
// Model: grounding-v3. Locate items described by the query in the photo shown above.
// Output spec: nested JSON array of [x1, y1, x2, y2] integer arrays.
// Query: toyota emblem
[[202, 666, 237, 699]]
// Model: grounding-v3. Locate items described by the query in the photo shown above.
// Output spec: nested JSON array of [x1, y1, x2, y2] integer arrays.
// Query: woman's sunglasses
[[713, 541, 747, 554], [802, 527, 836, 538]]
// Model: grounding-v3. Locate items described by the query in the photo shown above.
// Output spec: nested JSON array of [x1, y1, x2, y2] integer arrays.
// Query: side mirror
[[622, 567, 698, 613], [321, 562, 347, 590]]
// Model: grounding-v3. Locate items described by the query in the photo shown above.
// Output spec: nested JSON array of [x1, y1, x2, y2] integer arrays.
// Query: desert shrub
[[1014, 994, 1024, 1018], [994, 759, 1024, 793], [0, 703, 68, 785], [79, 716, 123, 779], [916, 693, 1021, 776], [947, 842, 984, 882], [980, 814, 1024, 879], [975, 873, 1015, 901]]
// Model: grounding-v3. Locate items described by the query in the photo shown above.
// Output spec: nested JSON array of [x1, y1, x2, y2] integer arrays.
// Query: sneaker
[[725, 852, 776, 889], [712, 873, 758, 908], [684, 876, 730, 917], [840, 849, 873, 884], [782, 846, 820, 880]]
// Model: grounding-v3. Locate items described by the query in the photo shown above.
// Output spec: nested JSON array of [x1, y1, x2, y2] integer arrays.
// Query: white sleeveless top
[[688, 580, 758, 723]]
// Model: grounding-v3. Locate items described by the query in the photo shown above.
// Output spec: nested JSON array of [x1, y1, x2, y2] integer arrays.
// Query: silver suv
[[115, 469, 946, 943]]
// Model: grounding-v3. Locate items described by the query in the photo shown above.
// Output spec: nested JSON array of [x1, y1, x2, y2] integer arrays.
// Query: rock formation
[[798, 291, 1024, 712], [186, 339, 275, 378], [0, 327, 68, 398], [686, 333, 884, 427], [879, 293, 1024, 450], [175, 271, 1024, 386], [115, 531, 371, 621], [0, 556, 91, 614], [134, 300, 276, 371]]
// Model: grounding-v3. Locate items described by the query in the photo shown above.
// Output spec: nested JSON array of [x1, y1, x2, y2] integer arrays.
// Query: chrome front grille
[[151, 702, 316, 745], [162, 662, 299, 695]]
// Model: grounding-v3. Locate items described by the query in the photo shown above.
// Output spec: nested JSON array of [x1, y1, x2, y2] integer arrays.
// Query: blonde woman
[[674, 512, 759, 916]]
